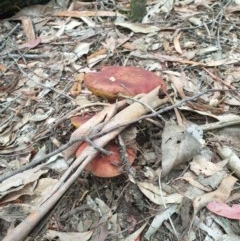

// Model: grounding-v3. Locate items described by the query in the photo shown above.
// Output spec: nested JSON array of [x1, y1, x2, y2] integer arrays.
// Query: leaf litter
[[1, 0, 240, 240]]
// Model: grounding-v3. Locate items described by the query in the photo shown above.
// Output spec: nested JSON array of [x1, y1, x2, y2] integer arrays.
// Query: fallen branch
[[1, 88, 235, 183], [2, 87, 168, 241], [64, 99, 127, 159]]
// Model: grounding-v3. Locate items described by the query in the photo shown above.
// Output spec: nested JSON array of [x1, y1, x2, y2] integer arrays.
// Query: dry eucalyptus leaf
[[190, 155, 227, 176], [142, 0, 174, 23], [73, 42, 91, 58], [46, 230, 93, 241], [0, 164, 48, 200], [213, 126, 240, 152], [195, 216, 223, 240], [125, 222, 147, 241], [30, 107, 54, 122], [193, 175, 237, 214], [0, 182, 35, 204], [198, 170, 226, 189], [115, 22, 160, 33], [0, 204, 33, 222], [217, 234, 240, 241], [161, 122, 201, 177], [137, 181, 183, 205], [179, 172, 212, 192], [173, 32, 182, 54], [188, 17, 202, 26], [217, 146, 240, 179], [144, 205, 178, 240]]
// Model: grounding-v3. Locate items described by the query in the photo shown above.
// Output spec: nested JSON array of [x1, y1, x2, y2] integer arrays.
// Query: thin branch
[[1, 88, 235, 182]]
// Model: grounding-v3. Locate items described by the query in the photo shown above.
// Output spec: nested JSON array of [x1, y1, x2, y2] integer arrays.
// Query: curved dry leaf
[[179, 172, 212, 192], [18, 37, 41, 49], [168, 72, 185, 98], [125, 222, 147, 241], [217, 146, 240, 179], [30, 108, 54, 122], [188, 17, 202, 26], [137, 181, 183, 205], [213, 126, 240, 151], [173, 32, 182, 54], [217, 234, 240, 241], [0, 204, 33, 223], [190, 155, 227, 176], [144, 205, 178, 240], [225, 94, 240, 105], [87, 48, 108, 68], [70, 73, 84, 96], [193, 175, 237, 214], [161, 122, 201, 177], [73, 42, 91, 58], [46, 230, 93, 241], [142, 0, 174, 23], [225, 5, 240, 13], [115, 22, 160, 33], [0, 164, 48, 197], [0, 182, 35, 204]]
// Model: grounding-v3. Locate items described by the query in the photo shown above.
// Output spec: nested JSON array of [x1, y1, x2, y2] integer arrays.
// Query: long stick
[[3, 87, 168, 241]]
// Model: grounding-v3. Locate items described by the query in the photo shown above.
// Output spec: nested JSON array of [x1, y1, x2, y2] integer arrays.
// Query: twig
[[202, 67, 235, 90], [123, 94, 166, 122], [0, 136, 91, 182], [0, 23, 20, 44], [51, 102, 110, 129], [201, 117, 240, 131], [3, 87, 168, 240], [158, 172, 180, 241], [2, 53, 50, 59], [2, 88, 237, 241], [1, 88, 235, 182], [106, 89, 236, 130], [118, 134, 135, 177]]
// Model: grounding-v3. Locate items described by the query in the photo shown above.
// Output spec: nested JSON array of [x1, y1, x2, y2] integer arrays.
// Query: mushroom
[[71, 112, 96, 128], [76, 141, 136, 178], [84, 66, 166, 100], [72, 111, 136, 178]]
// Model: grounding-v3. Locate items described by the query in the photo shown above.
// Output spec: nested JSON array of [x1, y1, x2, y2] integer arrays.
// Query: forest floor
[[1, 0, 240, 240]]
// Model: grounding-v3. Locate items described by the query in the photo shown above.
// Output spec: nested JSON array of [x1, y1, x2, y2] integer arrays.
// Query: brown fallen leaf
[[21, 18, 35, 42], [193, 174, 237, 214], [173, 32, 182, 54], [46, 230, 93, 241], [2, 88, 169, 241], [161, 121, 201, 177], [190, 155, 227, 177], [217, 146, 240, 179], [137, 181, 183, 205], [70, 73, 84, 97]]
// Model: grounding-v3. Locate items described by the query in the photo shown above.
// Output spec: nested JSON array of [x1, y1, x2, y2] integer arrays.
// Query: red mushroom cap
[[70, 112, 96, 128], [84, 66, 166, 100], [76, 142, 136, 178]]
